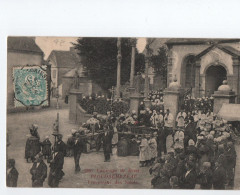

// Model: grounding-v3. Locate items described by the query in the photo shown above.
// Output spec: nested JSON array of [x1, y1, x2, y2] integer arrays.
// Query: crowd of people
[[146, 109, 237, 189], [182, 95, 214, 113], [79, 94, 129, 116], [7, 96, 239, 189]]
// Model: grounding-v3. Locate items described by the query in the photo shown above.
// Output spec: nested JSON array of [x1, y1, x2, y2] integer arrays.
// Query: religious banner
[[13, 65, 48, 107]]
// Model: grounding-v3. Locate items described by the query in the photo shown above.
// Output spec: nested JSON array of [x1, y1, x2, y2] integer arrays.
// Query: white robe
[[139, 138, 150, 161], [164, 113, 174, 128], [148, 138, 157, 159], [176, 112, 186, 127]]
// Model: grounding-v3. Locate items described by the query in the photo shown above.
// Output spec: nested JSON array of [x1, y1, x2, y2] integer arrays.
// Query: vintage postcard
[[6, 36, 240, 189]]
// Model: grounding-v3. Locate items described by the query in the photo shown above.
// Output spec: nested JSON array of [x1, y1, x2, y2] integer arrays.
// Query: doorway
[[205, 65, 227, 97]]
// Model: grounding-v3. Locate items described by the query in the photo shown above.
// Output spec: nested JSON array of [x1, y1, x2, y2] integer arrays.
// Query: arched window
[[183, 55, 196, 88]]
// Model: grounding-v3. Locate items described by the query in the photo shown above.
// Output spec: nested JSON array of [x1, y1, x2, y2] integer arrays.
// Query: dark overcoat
[[102, 132, 112, 154], [7, 167, 18, 187], [30, 161, 47, 187]]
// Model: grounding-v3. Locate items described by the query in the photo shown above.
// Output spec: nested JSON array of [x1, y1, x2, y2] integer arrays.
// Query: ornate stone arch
[[203, 62, 228, 97], [202, 62, 230, 76]]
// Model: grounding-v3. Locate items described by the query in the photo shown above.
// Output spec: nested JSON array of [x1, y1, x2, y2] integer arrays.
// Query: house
[[7, 37, 50, 109], [47, 47, 82, 98], [164, 38, 240, 103]]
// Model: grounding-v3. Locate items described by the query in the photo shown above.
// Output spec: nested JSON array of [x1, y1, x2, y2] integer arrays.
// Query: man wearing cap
[[30, 152, 47, 187], [6, 159, 19, 187]]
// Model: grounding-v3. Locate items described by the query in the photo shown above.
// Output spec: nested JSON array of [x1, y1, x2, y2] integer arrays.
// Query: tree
[[73, 38, 145, 91], [150, 45, 168, 85]]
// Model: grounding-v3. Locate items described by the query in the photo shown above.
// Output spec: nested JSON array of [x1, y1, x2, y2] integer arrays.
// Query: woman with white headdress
[[148, 133, 158, 165], [139, 134, 150, 167]]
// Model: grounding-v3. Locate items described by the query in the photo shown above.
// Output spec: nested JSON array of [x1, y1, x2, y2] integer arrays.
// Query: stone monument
[[69, 70, 82, 123], [163, 78, 182, 128], [212, 80, 236, 114]]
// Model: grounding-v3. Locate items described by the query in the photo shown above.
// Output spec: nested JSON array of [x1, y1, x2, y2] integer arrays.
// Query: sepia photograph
[[6, 36, 240, 190]]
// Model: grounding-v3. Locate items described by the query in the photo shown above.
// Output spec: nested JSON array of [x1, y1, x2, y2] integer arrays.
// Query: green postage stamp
[[13, 65, 48, 107]]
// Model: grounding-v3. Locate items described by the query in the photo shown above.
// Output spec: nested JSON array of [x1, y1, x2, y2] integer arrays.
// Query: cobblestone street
[[7, 107, 240, 189]]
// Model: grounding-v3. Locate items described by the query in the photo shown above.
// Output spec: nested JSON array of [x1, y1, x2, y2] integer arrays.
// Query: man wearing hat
[[212, 160, 226, 189], [225, 141, 236, 187], [6, 159, 19, 187], [198, 162, 213, 189], [66, 129, 77, 157], [48, 146, 65, 187], [70, 130, 87, 173], [30, 152, 47, 187], [102, 124, 113, 162], [180, 162, 197, 189], [55, 134, 67, 156]]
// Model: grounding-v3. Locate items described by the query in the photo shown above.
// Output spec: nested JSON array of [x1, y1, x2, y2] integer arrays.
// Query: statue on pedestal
[[73, 69, 80, 89], [133, 72, 144, 94]]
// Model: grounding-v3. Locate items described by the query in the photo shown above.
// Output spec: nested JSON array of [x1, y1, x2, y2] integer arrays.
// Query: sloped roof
[[196, 45, 240, 59], [218, 45, 240, 57], [8, 37, 43, 54], [63, 68, 77, 77], [63, 67, 85, 78], [48, 50, 80, 68], [218, 103, 240, 121], [166, 38, 240, 46]]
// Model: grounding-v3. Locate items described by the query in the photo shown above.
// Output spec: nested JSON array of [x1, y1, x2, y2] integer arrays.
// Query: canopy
[[217, 103, 240, 121]]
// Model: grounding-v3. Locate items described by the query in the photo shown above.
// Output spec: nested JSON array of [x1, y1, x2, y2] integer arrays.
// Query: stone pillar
[[194, 59, 201, 98], [144, 39, 151, 108], [212, 80, 236, 114], [144, 39, 151, 98], [232, 57, 240, 103], [116, 38, 122, 98], [69, 89, 82, 123], [163, 79, 181, 128], [129, 92, 144, 116], [130, 38, 137, 88], [167, 47, 173, 87]]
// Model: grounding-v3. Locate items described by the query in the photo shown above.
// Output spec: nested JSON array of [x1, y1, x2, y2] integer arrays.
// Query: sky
[[35, 37, 147, 60]]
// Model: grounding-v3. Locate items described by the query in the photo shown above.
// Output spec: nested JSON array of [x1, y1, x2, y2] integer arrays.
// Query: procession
[[7, 93, 240, 189], [6, 37, 240, 189]]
